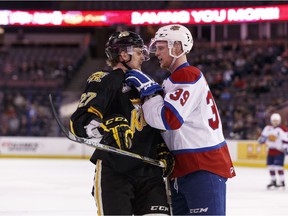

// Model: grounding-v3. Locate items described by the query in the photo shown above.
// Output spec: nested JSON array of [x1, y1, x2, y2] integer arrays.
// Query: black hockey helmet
[[105, 31, 149, 61]]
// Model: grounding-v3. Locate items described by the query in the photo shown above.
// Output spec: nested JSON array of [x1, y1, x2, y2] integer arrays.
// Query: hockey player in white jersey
[[258, 113, 288, 189], [125, 24, 236, 215]]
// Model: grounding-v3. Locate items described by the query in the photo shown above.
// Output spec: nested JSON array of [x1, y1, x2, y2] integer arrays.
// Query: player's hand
[[157, 143, 175, 177], [85, 119, 104, 138], [283, 144, 288, 155], [257, 136, 267, 144], [125, 69, 163, 99], [100, 114, 133, 150]]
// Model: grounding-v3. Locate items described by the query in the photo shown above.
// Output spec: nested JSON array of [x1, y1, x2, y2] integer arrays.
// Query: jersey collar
[[173, 62, 190, 73]]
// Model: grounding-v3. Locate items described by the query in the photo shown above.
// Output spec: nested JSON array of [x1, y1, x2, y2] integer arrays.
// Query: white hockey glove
[[283, 144, 288, 155], [125, 69, 163, 99], [84, 119, 104, 138]]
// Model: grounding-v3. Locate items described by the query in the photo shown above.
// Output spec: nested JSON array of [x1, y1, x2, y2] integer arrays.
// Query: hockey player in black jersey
[[70, 31, 174, 215]]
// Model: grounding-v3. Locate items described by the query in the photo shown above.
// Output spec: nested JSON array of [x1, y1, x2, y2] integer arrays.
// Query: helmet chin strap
[[121, 61, 132, 70], [121, 55, 132, 70], [168, 48, 185, 72], [168, 57, 177, 72]]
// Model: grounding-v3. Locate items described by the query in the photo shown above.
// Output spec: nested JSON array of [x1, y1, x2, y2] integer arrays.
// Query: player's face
[[154, 41, 173, 70], [127, 47, 148, 70], [271, 119, 280, 127]]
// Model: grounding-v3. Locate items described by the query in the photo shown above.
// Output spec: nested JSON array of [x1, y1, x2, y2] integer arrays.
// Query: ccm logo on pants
[[151, 206, 169, 211], [190, 207, 209, 214]]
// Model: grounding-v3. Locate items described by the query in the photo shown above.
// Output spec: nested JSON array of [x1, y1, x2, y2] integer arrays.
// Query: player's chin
[[159, 62, 167, 69], [158, 60, 165, 68]]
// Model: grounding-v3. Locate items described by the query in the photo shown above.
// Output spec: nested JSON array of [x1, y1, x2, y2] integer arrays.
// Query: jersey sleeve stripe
[[161, 101, 183, 130], [171, 141, 227, 155], [70, 120, 76, 135], [88, 106, 103, 119]]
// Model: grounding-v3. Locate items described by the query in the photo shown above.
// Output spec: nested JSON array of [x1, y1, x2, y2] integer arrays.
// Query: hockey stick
[[48, 94, 164, 168], [164, 177, 173, 215]]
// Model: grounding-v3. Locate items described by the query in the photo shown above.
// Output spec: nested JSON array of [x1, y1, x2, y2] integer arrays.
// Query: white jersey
[[143, 63, 235, 178], [259, 125, 288, 152]]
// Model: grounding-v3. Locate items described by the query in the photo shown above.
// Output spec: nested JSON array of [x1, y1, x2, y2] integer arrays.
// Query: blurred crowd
[[0, 90, 53, 136], [192, 40, 288, 139], [0, 44, 85, 86], [0, 43, 86, 137], [0, 39, 287, 140]]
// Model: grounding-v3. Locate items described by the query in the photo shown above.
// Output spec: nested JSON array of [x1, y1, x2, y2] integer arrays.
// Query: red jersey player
[[258, 113, 288, 189], [126, 24, 236, 215]]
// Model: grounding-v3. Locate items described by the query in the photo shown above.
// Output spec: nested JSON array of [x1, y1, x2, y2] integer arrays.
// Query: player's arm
[[143, 81, 202, 131], [70, 72, 133, 150], [282, 142, 288, 154], [70, 71, 123, 136], [257, 126, 268, 144], [126, 68, 203, 130], [278, 126, 288, 153], [70, 79, 106, 138], [70, 71, 112, 138], [279, 125, 288, 142]]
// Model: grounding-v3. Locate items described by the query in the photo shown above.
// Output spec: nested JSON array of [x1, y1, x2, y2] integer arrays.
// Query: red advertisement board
[[0, 5, 288, 26]]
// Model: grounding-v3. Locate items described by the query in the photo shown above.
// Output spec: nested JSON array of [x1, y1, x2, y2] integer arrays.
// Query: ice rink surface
[[0, 158, 288, 216]]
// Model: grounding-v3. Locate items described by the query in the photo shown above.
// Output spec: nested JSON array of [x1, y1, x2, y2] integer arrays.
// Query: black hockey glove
[[157, 143, 175, 177], [100, 114, 133, 150]]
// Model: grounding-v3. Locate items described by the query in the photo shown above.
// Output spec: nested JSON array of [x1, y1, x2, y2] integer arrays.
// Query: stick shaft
[[49, 94, 165, 168]]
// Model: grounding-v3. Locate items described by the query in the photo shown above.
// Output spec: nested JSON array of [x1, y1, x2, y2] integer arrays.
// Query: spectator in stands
[[16, 28, 25, 43], [222, 62, 234, 86], [1, 35, 287, 139]]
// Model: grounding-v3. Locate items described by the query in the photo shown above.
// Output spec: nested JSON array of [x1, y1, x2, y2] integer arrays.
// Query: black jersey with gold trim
[[70, 69, 163, 177]]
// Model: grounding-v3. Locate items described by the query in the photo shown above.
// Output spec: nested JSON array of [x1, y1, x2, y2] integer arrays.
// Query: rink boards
[[0, 137, 287, 168], [0, 137, 94, 159]]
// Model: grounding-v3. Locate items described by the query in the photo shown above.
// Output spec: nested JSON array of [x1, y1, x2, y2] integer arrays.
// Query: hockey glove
[[283, 144, 288, 155], [125, 69, 163, 99], [100, 114, 133, 150], [257, 136, 267, 144], [157, 143, 175, 177]]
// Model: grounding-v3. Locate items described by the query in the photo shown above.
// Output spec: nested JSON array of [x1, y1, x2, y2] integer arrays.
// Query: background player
[[258, 113, 288, 189]]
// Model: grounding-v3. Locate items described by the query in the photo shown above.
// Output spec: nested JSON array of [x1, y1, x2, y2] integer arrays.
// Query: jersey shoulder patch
[[87, 71, 109, 83], [170, 66, 201, 84]]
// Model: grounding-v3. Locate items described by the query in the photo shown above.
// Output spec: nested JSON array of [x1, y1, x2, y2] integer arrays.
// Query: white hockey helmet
[[149, 24, 193, 58], [270, 113, 281, 126]]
